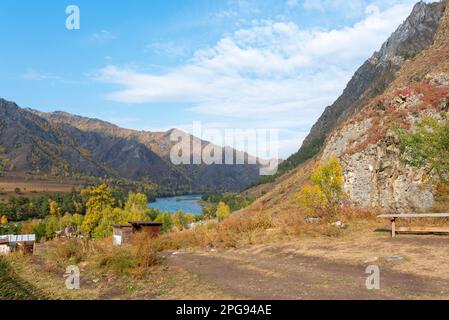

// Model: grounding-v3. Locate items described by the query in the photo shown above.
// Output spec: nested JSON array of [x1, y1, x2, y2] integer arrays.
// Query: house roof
[[112, 224, 133, 229], [0, 234, 36, 243], [129, 221, 163, 227]]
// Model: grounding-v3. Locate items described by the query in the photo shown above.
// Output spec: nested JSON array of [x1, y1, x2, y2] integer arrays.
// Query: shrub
[[95, 233, 162, 276], [216, 202, 231, 222], [47, 239, 86, 267], [97, 248, 139, 275], [396, 117, 449, 185], [296, 157, 347, 220], [154, 212, 173, 233]]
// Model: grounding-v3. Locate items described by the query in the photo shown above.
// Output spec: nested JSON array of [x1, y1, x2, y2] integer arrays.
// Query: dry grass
[[155, 205, 379, 253], [158, 211, 274, 250], [0, 176, 82, 199]]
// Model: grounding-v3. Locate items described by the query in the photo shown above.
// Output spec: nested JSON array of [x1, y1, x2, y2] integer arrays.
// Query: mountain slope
[[246, 0, 449, 213], [276, 1, 446, 176], [36, 110, 263, 191], [0, 99, 262, 192]]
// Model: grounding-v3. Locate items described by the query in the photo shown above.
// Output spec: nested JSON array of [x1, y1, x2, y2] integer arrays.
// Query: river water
[[148, 195, 203, 215]]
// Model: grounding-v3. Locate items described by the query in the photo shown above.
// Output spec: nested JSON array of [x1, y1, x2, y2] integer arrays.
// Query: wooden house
[[129, 221, 163, 238], [0, 234, 36, 255], [112, 224, 133, 246], [112, 221, 163, 246]]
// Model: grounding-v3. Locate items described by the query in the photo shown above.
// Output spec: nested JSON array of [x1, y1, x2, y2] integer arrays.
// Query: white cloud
[[302, 0, 365, 14], [91, 30, 116, 43], [94, 2, 416, 157], [146, 42, 190, 57], [21, 69, 59, 81]]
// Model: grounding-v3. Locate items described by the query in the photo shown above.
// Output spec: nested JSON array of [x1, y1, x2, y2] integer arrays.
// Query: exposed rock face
[[317, 2, 449, 212], [323, 74, 449, 212], [297, 1, 446, 166], [244, 1, 449, 214], [323, 117, 435, 212]]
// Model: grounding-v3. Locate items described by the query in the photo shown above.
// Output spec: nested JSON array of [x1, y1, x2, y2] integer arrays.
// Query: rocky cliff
[[287, 1, 446, 173], [322, 1, 449, 211], [245, 1, 449, 213]]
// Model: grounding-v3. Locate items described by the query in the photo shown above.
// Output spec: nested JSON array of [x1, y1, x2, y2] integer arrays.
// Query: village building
[[112, 221, 163, 246], [0, 234, 36, 255]]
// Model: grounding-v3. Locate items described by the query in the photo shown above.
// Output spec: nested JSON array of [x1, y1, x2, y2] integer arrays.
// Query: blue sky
[[0, 0, 423, 158]]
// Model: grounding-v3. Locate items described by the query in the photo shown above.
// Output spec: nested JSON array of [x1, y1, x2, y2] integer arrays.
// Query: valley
[[1, 0, 449, 303]]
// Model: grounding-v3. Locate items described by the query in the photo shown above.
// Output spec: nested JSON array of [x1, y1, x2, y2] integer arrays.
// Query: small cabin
[[112, 224, 133, 246], [112, 221, 163, 246], [0, 234, 36, 255], [129, 221, 163, 238], [0, 237, 10, 255]]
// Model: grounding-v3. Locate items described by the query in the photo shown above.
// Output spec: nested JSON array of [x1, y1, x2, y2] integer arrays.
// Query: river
[[148, 195, 203, 215]]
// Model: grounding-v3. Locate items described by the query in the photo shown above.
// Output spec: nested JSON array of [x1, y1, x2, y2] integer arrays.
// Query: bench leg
[[391, 218, 396, 238]]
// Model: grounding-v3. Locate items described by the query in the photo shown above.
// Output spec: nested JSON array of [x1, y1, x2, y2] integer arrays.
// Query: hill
[[0, 99, 263, 192], [246, 0, 449, 213]]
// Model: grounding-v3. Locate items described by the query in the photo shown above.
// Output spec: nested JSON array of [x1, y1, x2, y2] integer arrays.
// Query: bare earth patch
[[167, 231, 449, 300]]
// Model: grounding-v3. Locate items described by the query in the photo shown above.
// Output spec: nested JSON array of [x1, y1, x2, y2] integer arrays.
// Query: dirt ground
[[4, 226, 449, 300], [166, 232, 449, 300]]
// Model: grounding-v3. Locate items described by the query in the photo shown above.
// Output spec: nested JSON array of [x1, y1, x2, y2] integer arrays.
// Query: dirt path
[[167, 246, 449, 300]]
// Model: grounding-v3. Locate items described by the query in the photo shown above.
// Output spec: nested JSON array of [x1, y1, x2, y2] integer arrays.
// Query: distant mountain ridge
[[0, 99, 263, 192]]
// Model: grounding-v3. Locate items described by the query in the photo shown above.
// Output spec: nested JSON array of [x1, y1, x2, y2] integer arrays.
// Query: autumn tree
[[216, 202, 231, 222], [125, 192, 148, 212], [1, 215, 7, 225], [49, 200, 61, 216], [81, 184, 115, 236], [172, 210, 186, 231], [185, 214, 196, 226], [155, 212, 173, 233], [296, 156, 347, 219]]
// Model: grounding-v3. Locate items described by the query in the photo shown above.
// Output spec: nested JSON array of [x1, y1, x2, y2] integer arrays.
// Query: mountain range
[[0, 99, 264, 192]]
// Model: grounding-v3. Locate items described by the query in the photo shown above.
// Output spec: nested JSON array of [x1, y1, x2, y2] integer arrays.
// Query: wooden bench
[[378, 213, 449, 238]]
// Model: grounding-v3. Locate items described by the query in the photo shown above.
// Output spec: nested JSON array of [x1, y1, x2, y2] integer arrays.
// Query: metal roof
[[129, 221, 163, 226], [0, 234, 36, 243]]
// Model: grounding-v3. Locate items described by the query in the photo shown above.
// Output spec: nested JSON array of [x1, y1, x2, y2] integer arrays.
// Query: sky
[[0, 0, 425, 158]]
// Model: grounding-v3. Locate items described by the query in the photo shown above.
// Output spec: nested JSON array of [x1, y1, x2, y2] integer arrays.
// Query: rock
[[364, 257, 379, 264], [426, 73, 449, 86], [305, 217, 320, 224], [331, 221, 348, 229], [384, 255, 404, 262]]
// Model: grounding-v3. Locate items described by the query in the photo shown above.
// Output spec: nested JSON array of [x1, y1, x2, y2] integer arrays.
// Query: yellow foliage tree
[[1, 215, 7, 225], [49, 200, 61, 216], [125, 192, 148, 212], [296, 156, 347, 219], [81, 184, 115, 236], [185, 214, 196, 226], [296, 185, 327, 216], [172, 209, 186, 231], [216, 202, 231, 222]]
